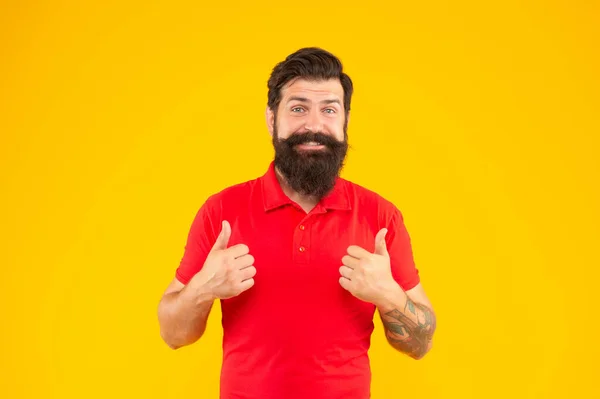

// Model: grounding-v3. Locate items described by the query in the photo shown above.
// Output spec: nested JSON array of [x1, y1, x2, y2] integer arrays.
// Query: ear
[[266, 107, 275, 137]]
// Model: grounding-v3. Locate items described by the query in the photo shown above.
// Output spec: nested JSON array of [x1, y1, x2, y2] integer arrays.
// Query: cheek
[[280, 118, 306, 136], [326, 120, 345, 139]]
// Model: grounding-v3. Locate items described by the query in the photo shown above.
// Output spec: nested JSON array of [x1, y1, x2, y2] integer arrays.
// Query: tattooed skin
[[381, 296, 436, 359]]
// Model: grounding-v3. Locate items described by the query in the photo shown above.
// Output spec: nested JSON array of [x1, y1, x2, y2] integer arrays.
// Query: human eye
[[323, 108, 336, 114], [291, 106, 305, 113]]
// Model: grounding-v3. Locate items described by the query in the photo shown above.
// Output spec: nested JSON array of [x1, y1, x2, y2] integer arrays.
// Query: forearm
[[157, 282, 215, 349], [375, 285, 436, 360]]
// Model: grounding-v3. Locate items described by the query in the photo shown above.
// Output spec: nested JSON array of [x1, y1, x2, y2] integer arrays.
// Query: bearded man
[[157, 47, 436, 399]]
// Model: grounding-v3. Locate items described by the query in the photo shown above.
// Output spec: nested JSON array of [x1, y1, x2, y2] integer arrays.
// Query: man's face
[[267, 78, 349, 200]]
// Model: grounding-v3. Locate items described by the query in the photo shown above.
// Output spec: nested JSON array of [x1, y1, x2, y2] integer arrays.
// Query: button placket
[[293, 219, 311, 263]]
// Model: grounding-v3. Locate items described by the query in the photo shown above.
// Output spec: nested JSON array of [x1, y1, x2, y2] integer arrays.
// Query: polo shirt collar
[[261, 161, 351, 212]]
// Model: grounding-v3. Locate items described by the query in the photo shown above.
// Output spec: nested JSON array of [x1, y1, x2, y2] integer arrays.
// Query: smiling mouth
[[296, 141, 325, 148]]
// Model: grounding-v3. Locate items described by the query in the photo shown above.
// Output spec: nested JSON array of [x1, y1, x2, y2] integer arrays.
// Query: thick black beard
[[272, 129, 348, 200]]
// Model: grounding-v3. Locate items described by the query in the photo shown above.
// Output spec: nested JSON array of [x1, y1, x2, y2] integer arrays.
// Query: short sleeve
[[385, 208, 420, 291], [175, 196, 220, 285]]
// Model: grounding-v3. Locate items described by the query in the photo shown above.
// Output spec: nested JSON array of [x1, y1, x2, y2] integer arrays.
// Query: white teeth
[[305, 142, 320, 146]]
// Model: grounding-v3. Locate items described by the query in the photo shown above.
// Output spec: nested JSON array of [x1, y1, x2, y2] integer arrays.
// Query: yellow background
[[2, 1, 599, 398]]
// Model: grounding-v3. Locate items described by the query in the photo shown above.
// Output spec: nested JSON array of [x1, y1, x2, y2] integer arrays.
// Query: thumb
[[374, 228, 388, 256], [211, 220, 231, 252]]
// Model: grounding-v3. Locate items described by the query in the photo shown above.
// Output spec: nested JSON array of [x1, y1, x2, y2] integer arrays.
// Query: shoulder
[[201, 175, 261, 212], [345, 180, 404, 231], [344, 178, 400, 211], [210, 175, 261, 201], [191, 172, 267, 230]]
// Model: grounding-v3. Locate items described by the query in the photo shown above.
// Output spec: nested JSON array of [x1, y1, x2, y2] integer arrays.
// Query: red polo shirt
[[175, 161, 420, 399]]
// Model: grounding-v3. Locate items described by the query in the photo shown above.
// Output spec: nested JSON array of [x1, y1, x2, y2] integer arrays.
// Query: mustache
[[279, 132, 345, 148]]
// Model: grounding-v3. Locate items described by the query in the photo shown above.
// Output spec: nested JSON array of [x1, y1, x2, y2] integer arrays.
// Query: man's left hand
[[339, 228, 400, 305]]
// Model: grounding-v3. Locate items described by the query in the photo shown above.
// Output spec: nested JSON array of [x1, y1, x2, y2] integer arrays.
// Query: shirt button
[[299, 246, 306, 252], [299, 225, 305, 230]]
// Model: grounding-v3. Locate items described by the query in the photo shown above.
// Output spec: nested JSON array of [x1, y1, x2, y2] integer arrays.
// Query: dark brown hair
[[267, 47, 353, 117]]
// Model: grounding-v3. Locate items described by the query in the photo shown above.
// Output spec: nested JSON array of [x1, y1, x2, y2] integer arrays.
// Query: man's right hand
[[189, 220, 256, 300]]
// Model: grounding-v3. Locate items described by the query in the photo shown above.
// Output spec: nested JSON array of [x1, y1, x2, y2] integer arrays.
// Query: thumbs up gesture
[[191, 220, 257, 300], [339, 228, 398, 305]]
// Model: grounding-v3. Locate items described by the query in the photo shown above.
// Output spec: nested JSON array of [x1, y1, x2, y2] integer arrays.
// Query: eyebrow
[[286, 96, 341, 106]]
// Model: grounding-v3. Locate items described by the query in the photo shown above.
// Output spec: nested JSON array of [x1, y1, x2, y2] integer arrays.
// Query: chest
[[220, 205, 380, 339], [223, 206, 376, 314], [230, 207, 376, 284]]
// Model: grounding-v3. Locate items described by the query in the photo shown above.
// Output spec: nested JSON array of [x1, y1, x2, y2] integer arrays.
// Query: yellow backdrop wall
[[2, 1, 599, 398]]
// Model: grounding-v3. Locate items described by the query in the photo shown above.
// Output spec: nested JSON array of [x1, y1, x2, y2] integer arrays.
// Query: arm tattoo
[[381, 296, 436, 359]]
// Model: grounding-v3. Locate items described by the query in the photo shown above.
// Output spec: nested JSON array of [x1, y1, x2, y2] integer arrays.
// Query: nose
[[304, 108, 324, 133]]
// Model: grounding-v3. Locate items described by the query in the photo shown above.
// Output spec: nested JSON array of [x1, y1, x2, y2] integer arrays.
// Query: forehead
[[280, 78, 344, 103]]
